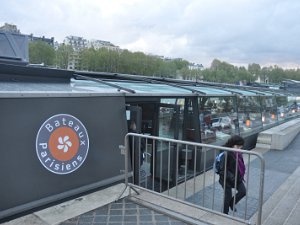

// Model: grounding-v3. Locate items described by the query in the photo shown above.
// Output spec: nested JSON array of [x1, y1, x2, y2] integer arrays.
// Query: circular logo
[[36, 114, 89, 175]]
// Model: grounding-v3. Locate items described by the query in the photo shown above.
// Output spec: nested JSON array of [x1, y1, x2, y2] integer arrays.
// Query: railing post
[[124, 133, 265, 225], [125, 134, 129, 188], [257, 156, 265, 225]]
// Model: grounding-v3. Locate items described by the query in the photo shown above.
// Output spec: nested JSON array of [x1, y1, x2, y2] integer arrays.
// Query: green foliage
[[76, 47, 185, 78], [204, 59, 252, 83], [206, 59, 300, 83], [260, 65, 290, 83], [55, 44, 73, 69], [248, 63, 261, 79], [28, 41, 300, 83], [29, 40, 55, 65]]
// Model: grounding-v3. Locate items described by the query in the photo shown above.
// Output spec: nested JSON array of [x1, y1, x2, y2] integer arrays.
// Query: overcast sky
[[1, 0, 300, 68]]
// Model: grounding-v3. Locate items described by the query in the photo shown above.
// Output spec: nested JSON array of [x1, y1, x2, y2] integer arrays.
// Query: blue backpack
[[214, 152, 224, 174]]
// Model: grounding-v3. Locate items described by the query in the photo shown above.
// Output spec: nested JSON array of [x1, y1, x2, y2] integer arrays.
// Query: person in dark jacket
[[219, 135, 246, 214]]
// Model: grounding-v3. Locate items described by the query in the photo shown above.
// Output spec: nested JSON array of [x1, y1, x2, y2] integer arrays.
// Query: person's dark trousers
[[221, 181, 246, 214]]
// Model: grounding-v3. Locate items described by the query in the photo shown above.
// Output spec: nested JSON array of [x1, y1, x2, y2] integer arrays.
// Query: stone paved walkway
[[59, 132, 300, 225], [186, 132, 300, 220], [59, 198, 189, 225]]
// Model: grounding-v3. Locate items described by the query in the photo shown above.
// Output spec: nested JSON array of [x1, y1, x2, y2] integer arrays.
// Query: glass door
[[126, 105, 142, 134], [154, 102, 181, 189], [158, 103, 180, 140], [126, 105, 142, 184]]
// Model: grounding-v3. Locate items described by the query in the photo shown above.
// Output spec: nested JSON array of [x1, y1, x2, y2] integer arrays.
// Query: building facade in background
[[0, 23, 20, 34], [63, 35, 120, 70], [63, 36, 88, 70], [1, 23, 203, 73], [88, 39, 119, 51], [28, 34, 55, 47]]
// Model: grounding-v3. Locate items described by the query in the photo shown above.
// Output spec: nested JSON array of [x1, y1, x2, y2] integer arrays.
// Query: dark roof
[[0, 63, 294, 97], [0, 32, 29, 65]]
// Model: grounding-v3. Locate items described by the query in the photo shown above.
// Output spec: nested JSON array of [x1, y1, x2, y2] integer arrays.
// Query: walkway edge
[[3, 183, 128, 225], [129, 190, 248, 225], [250, 166, 300, 224]]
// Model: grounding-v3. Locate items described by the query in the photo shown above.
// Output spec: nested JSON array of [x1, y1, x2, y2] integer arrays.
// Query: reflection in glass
[[261, 96, 278, 126], [159, 106, 176, 139], [286, 96, 300, 118], [198, 96, 238, 145], [158, 98, 184, 139], [238, 96, 262, 135], [276, 96, 288, 121]]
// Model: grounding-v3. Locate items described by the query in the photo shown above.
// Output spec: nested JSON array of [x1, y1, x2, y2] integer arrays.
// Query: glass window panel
[[158, 106, 176, 139], [286, 96, 300, 118], [276, 96, 289, 121], [198, 96, 238, 145], [238, 96, 262, 135], [261, 96, 278, 126], [160, 98, 177, 104], [158, 98, 184, 140]]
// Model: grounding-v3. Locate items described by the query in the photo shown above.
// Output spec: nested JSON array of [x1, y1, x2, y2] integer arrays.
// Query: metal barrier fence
[[121, 133, 265, 225]]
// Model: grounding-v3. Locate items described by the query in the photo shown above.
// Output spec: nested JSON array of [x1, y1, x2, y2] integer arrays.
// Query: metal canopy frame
[[74, 71, 207, 95], [68, 70, 294, 97], [195, 80, 284, 96], [0, 64, 291, 97], [74, 71, 288, 97], [74, 74, 136, 93]]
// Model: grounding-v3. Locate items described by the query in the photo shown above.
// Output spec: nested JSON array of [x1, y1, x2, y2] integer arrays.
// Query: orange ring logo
[[36, 114, 89, 175]]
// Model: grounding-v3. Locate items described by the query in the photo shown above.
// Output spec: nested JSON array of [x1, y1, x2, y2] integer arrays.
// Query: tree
[[202, 69, 213, 81], [261, 66, 271, 83], [28, 39, 300, 83], [178, 67, 190, 80], [173, 59, 189, 70], [248, 63, 261, 80], [268, 66, 284, 83], [209, 59, 236, 82], [210, 59, 220, 69], [119, 49, 133, 74], [55, 44, 73, 69], [236, 66, 252, 83], [78, 47, 97, 71], [29, 40, 55, 66]]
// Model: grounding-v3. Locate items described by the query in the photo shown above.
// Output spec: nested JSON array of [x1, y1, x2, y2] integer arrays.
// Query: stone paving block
[[155, 222, 170, 225], [94, 207, 109, 215], [109, 215, 123, 222], [139, 208, 153, 215], [93, 215, 107, 223], [123, 215, 137, 222], [78, 216, 94, 223], [124, 209, 137, 215], [110, 209, 123, 215], [139, 215, 153, 222], [155, 214, 169, 221]]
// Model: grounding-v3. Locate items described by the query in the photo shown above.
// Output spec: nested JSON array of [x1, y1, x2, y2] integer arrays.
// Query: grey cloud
[[1, 0, 300, 67]]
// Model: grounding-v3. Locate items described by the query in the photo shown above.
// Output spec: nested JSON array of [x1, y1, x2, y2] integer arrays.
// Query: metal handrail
[[121, 133, 265, 225]]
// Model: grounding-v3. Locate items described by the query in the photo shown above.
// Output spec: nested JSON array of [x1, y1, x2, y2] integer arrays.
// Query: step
[[256, 135, 272, 145], [257, 132, 272, 140], [255, 143, 271, 150], [283, 198, 300, 225], [250, 166, 300, 225], [262, 169, 300, 225], [257, 119, 300, 150]]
